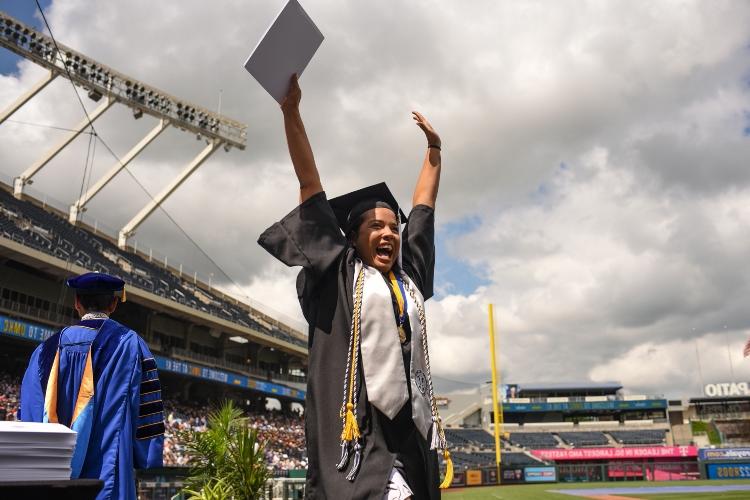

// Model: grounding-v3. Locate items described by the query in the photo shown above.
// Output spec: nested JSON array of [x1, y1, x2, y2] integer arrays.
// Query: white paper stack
[[244, 0, 324, 103], [0, 421, 76, 482]]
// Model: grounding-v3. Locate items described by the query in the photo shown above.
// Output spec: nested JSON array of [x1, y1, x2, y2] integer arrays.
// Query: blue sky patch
[[1, 0, 52, 75], [433, 216, 490, 298]]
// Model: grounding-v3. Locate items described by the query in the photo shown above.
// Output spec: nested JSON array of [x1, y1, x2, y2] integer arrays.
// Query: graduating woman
[[259, 75, 450, 499]]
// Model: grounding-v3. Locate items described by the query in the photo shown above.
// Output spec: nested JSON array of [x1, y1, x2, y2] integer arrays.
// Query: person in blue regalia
[[19, 272, 164, 500]]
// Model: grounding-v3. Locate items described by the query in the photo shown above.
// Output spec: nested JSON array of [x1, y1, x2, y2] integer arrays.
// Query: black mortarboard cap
[[329, 182, 408, 233]]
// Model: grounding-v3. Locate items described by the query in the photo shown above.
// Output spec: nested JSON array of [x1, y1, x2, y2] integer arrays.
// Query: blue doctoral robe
[[19, 318, 164, 500]]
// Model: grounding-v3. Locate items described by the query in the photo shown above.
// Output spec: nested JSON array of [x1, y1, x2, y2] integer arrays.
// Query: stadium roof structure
[[0, 11, 247, 249], [513, 381, 623, 394]]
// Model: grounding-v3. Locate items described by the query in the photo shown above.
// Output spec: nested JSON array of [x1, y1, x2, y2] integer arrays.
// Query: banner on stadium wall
[[501, 467, 525, 484], [465, 470, 482, 486], [706, 463, 750, 479], [524, 466, 556, 482], [703, 382, 750, 397], [531, 446, 697, 461], [504, 399, 667, 412], [155, 356, 305, 401], [699, 448, 750, 461], [0, 313, 56, 342]]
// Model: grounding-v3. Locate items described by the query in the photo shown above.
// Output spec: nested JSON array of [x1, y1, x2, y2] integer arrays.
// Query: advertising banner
[[155, 355, 305, 400], [501, 467, 525, 484], [703, 382, 750, 397], [532, 446, 697, 461], [504, 399, 667, 412], [450, 471, 466, 487], [706, 463, 750, 479], [501, 384, 519, 402], [0, 313, 56, 342], [524, 466, 557, 482], [699, 448, 750, 461], [465, 470, 482, 486]]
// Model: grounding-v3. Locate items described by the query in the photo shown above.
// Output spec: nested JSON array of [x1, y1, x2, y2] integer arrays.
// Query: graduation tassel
[[336, 402, 360, 470], [335, 441, 350, 471], [439, 450, 454, 489], [345, 441, 363, 482], [341, 403, 361, 442]]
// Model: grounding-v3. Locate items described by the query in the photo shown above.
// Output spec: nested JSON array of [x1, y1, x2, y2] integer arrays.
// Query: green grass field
[[442, 480, 750, 499]]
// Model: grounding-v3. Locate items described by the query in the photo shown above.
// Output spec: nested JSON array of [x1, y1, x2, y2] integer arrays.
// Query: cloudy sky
[[2, 0, 750, 398]]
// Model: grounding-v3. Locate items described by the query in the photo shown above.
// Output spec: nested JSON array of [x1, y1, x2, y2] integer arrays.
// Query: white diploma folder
[[244, 0, 324, 103]]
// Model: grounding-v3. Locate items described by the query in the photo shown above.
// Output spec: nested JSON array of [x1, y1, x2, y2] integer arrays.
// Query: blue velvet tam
[[67, 272, 126, 301]]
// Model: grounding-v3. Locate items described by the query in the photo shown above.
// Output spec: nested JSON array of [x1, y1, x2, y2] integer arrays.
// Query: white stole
[[355, 260, 433, 440]]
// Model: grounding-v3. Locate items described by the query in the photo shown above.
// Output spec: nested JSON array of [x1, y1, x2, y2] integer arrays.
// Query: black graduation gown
[[259, 192, 440, 500]]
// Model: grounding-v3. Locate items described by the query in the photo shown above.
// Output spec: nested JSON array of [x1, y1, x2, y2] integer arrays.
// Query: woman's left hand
[[412, 111, 440, 148]]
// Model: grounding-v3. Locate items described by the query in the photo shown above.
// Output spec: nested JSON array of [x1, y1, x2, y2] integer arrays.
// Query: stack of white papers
[[0, 421, 76, 482], [244, 0, 324, 103]]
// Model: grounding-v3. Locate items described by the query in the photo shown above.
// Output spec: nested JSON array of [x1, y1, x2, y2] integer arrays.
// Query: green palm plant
[[180, 401, 270, 499]]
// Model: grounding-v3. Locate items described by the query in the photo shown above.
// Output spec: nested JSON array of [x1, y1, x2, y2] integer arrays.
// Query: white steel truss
[[118, 141, 220, 249], [0, 12, 248, 248]]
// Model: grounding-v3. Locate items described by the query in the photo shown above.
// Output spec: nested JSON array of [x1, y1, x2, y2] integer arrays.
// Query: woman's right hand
[[281, 74, 301, 113]]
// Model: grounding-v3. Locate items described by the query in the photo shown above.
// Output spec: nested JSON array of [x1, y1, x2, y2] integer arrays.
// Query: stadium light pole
[[488, 303, 502, 484]]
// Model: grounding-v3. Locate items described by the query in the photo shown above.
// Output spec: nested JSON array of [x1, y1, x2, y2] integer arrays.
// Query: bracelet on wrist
[[428, 144, 441, 151]]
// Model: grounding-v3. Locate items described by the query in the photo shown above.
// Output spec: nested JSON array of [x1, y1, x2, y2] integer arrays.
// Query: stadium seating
[[0, 188, 305, 349], [444, 428, 496, 449], [714, 420, 750, 444], [507, 432, 559, 448], [557, 431, 609, 447], [447, 451, 542, 469], [608, 430, 666, 445]]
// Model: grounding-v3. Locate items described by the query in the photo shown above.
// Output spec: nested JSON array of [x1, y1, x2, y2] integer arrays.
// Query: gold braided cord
[[339, 266, 365, 442], [347, 269, 365, 408]]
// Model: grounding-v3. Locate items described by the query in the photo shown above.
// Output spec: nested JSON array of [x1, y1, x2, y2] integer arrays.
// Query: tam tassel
[[341, 403, 361, 442], [439, 450, 453, 489], [336, 441, 350, 471], [345, 441, 362, 482]]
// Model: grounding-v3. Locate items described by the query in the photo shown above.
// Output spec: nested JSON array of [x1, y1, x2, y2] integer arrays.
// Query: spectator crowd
[[0, 373, 20, 421], [163, 398, 307, 472]]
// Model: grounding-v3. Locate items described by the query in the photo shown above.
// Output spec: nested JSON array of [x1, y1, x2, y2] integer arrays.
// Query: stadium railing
[[168, 346, 306, 384]]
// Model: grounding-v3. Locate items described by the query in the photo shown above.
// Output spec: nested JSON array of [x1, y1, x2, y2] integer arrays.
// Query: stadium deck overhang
[[515, 381, 624, 394], [689, 396, 750, 404], [0, 236, 308, 358]]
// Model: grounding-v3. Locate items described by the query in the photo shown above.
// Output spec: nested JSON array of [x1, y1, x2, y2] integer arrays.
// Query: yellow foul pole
[[488, 304, 503, 484]]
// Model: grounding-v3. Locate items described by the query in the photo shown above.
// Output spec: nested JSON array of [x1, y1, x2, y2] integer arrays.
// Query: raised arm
[[281, 74, 323, 204], [411, 111, 441, 208]]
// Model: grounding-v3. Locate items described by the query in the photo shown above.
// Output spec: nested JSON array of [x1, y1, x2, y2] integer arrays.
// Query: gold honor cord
[[336, 266, 365, 480]]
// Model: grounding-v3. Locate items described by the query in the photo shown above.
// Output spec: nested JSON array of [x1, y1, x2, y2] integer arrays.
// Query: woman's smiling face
[[352, 207, 400, 273]]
